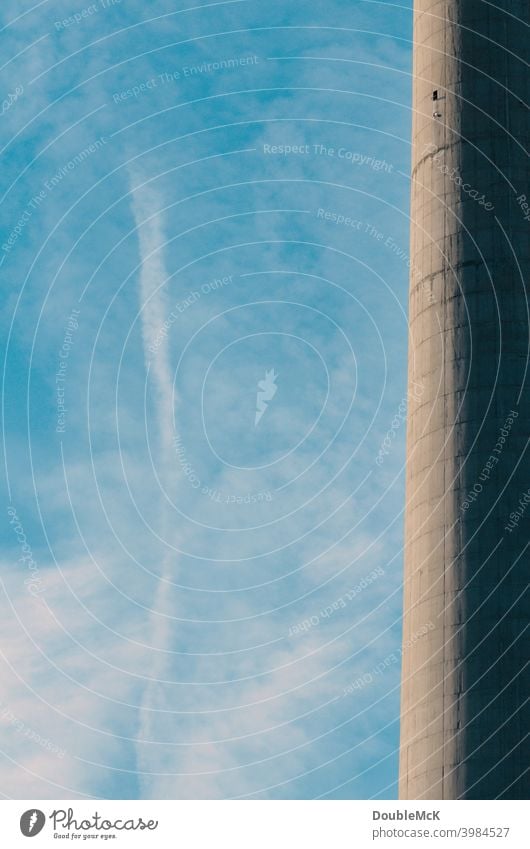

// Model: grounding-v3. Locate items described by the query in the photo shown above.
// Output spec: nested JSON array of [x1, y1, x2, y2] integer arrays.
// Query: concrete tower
[[399, 1, 530, 799]]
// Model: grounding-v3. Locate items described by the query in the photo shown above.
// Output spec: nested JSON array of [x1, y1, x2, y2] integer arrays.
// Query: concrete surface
[[399, 0, 530, 800]]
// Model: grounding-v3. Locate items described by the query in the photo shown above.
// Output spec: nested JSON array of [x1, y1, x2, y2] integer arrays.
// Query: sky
[[0, 0, 415, 799]]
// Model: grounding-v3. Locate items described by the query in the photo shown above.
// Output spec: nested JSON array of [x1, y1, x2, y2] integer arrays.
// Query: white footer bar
[[1, 800, 526, 848]]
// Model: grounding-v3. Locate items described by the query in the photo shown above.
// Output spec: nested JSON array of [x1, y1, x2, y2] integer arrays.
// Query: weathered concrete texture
[[399, 1, 530, 799]]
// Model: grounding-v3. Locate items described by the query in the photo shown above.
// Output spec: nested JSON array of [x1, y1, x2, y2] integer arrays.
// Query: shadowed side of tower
[[399, 0, 530, 799]]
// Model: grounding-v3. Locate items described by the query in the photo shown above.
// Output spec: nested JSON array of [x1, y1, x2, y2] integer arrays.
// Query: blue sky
[[1, 0, 415, 799]]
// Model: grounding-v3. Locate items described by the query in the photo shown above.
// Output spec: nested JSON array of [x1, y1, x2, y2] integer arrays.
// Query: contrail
[[128, 170, 178, 797], [129, 178, 175, 453]]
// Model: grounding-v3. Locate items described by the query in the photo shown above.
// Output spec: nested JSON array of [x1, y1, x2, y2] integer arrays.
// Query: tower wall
[[399, 0, 530, 799]]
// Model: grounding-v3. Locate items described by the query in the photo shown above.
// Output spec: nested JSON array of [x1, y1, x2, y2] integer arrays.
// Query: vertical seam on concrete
[[442, 0, 448, 802]]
